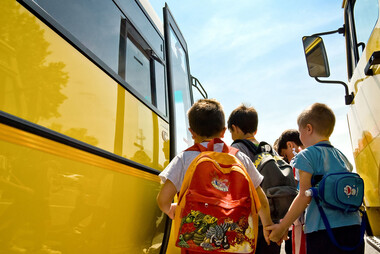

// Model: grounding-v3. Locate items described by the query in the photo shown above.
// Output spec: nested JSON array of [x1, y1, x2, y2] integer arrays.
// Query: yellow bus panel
[[0, 0, 169, 171], [0, 123, 166, 253]]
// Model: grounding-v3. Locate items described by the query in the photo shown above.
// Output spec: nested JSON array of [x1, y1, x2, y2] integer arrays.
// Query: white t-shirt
[[159, 142, 264, 192]]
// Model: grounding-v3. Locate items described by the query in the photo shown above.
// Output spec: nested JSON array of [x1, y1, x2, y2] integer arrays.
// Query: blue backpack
[[306, 143, 366, 251], [308, 172, 364, 213]]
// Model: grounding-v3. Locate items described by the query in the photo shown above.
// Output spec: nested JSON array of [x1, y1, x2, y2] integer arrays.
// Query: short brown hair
[[227, 104, 258, 134], [277, 129, 303, 152], [297, 103, 335, 137], [187, 99, 225, 137]]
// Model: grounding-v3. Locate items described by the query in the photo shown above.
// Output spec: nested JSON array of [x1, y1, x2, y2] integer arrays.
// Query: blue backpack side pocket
[[318, 172, 364, 212]]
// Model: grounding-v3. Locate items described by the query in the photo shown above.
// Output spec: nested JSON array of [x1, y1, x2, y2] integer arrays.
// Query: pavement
[[279, 236, 380, 253]]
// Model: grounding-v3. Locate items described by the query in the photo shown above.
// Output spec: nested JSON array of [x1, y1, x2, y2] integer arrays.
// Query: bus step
[[367, 236, 380, 252]]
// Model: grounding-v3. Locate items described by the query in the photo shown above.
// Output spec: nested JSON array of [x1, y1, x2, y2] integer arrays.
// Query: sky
[[150, 0, 355, 164]]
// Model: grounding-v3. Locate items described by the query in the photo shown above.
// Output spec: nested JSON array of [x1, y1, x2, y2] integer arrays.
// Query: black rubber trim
[[0, 111, 161, 176]]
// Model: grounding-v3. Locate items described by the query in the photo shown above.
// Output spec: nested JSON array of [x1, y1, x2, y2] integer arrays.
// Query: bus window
[[154, 61, 167, 115], [33, 0, 168, 116], [354, 0, 379, 51], [126, 38, 151, 103]]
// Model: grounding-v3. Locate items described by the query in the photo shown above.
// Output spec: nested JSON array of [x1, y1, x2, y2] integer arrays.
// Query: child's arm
[[256, 186, 273, 245], [157, 179, 177, 219], [266, 170, 312, 242]]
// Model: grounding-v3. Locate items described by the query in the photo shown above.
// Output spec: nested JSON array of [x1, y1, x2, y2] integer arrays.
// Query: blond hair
[[297, 103, 335, 137]]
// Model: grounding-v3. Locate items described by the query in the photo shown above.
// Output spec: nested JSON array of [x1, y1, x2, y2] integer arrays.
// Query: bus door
[[344, 0, 380, 239], [159, 5, 195, 254], [164, 4, 194, 158]]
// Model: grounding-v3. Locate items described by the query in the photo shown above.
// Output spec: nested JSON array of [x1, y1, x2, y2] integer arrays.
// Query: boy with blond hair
[[267, 103, 363, 254], [157, 99, 273, 253]]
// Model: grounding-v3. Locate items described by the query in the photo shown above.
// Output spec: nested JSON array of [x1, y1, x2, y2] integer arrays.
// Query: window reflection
[[354, 0, 379, 47], [126, 38, 151, 103], [34, 0, 121, 74], [155, 61, 167, 115], [168, 29, 192, 152], [34, 0, 167, 115]]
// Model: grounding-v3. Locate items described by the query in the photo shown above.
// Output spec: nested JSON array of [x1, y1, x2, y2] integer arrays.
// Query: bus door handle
[[364, 51, 380, 76]]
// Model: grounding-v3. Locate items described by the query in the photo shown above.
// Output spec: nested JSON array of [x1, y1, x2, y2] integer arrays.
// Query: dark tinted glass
[[34, 0, 123, 74], [125, 38, 151, 103]]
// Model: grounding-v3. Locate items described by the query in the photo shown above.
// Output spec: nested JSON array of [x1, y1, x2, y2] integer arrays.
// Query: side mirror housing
[[302, 36, 330, 77]]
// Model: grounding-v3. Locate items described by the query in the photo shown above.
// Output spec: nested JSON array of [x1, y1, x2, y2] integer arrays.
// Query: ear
[[232, 124, 243, 134], [220, 127, 227, 138], [286, 141, 294, 149], [306, 124, 313, 134], [189, 128, 197, 139]]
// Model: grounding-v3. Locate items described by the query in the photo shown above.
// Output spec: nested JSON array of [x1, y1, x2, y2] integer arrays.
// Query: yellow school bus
[[302, 0, 380, 250], [0, 0, 205, 253]]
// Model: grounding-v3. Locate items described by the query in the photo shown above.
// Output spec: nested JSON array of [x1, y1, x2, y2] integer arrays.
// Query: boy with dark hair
[[228, 104, 285, 254], [227, 104, 260, 153], [277, 129, 304, 164], [157, 99, 273, 253], [228, 104, 258, 137], [267, 103, 364, 254], [276, 129, 306, 254]]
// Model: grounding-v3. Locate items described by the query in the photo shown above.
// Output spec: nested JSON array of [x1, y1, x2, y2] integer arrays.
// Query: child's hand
[[167, 203, 177, 219], [266, 224, 288, 244], [263, 223, 273, 245]]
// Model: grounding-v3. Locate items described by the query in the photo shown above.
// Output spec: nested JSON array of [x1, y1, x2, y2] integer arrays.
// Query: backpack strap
[[185, 143, 208, 152], [232, 139, 260, 155], [312, 190, 366, 251], [232, 139, 277, 157], [186, 138, 238, 155]]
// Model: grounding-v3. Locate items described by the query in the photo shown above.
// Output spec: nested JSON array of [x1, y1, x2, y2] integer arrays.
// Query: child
[[277, 129, 304, 164], [267, 103, 364, 254], [276, 129, 306, 254], [227, 104, 282, 254], [157, 99, 273, 252]]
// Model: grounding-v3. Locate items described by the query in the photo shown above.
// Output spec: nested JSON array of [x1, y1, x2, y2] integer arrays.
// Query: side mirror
[[302, 36, 330, 77]]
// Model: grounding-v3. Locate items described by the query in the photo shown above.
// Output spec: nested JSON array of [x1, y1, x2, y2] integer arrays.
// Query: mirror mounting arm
[[311, 26, 345, 37], [315, 77, 354, 105], [191, 75, 208, 99]]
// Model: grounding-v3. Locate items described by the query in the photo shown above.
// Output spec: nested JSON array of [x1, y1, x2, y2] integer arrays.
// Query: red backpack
[[173, 138, 261, 253]]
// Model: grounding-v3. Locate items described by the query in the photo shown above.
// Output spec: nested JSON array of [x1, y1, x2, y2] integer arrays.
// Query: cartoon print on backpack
[[211, 173, 229, 192], [177, 209, 253, 251], [201, 222, 238, 250], [177, 211, 218, 248]]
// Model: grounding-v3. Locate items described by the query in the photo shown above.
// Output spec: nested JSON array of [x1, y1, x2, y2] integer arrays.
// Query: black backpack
[[232, 139, 298, 222]]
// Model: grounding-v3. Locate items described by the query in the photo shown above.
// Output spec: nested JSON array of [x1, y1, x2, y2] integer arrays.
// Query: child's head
[[187, 98, 225, 138], [297, 103, 335, 146], [277, 129, 303, 163], [227, 104, 258, 139]]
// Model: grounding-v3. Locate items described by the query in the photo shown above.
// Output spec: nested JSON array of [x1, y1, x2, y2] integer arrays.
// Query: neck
[[242, 134, 258, 144], [194, 136, 220, 144], [308, 135, 329, 147]]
